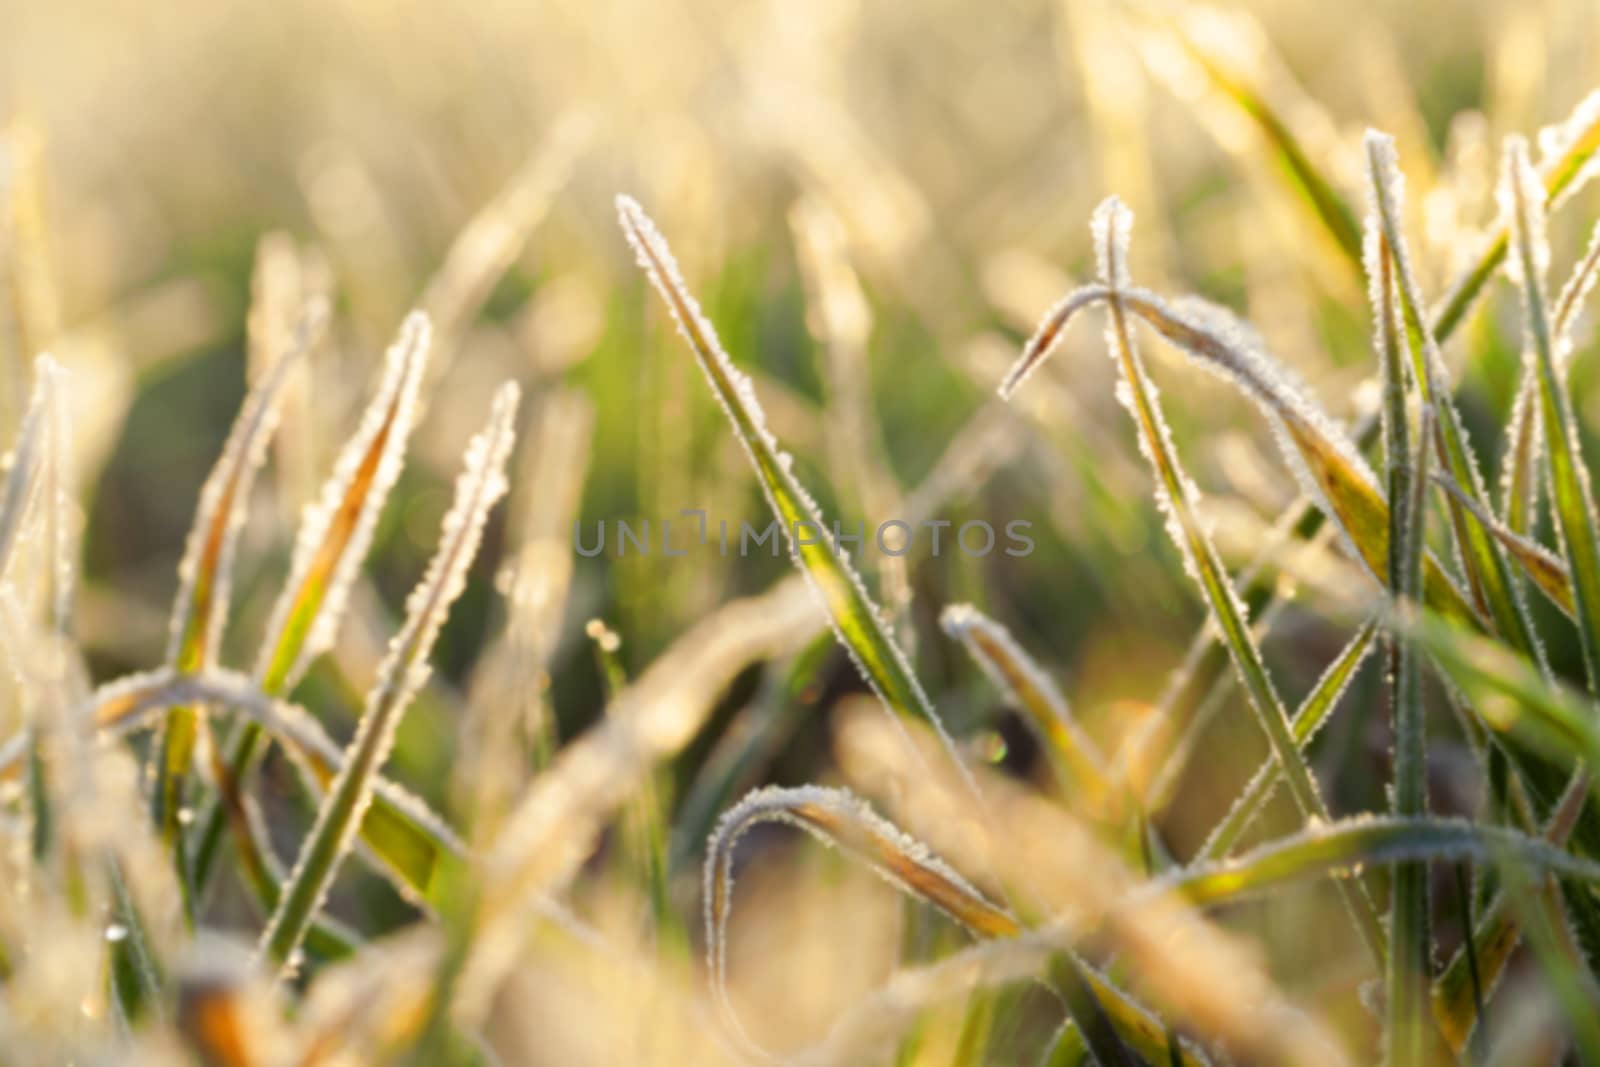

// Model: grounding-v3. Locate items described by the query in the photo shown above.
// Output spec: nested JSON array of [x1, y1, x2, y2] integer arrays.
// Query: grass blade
[[0, 355, 57, 580], [191, 313, 430, 898], [1500, 218, 1600, 535], [1197, 618, 1378, 860], [1006, 196, 1386, 961], [1364, 130, 1436, 1067], [151, 302, 326, 876], [1501, 135, 1600, 690], [1000, 281, 1482, 629], [704, 785, 1017, 1056], [1172, 816, 1600, 906], [616, 194, 974, 794], [259, 382, 517, 972], [1367, 130, 1544, 675]]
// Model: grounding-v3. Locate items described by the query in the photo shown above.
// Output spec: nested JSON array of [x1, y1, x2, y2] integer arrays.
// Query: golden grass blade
[[419, 117, 588, 360], [259, 383, 517, 972], [192, 313, 430, 897], [1007, 196, 1385, 960], [939, 603, 1112, 812], [1135, 3, 1362, 271], [0, 355, 58, 581], [1434, 471, 1575, 618], [703, 785, 1017, 1057], [616, 194, 973, 793], [0, 123, 60, 441]]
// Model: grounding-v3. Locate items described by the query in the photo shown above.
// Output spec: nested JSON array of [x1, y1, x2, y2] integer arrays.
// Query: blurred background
[[3, 0, 1600, 1057]]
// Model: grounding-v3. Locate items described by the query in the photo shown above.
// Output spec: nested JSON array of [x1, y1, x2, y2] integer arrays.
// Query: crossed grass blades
[[12, 59, 1600, 1067]]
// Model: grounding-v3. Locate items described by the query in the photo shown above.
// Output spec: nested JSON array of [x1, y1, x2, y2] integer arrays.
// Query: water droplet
[[104, 924, 128, 943]]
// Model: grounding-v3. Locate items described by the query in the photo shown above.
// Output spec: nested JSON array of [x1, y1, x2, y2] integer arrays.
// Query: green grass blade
[[1500, 218, 1600, 536], [259, 383, 517, 972], [617, 195, 974, 792], [1364, 130, 1436, 1067], [1502, 135, 1600, 690], [1172, 815, 1600, 906], [1009, 196, 1385, 961], [1367, 131, 1544, 674]]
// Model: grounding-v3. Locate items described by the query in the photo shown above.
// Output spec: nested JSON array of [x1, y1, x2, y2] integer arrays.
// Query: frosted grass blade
[[704, 785, 1017, 1057], [616, 195, 973, 794], [1367, 130, 1544, 675], [152, 302, 326, 868], [999, 281, 1481, 629], [1007, 197, 1385, 960], [259, 383, 517, 972], [1502, 136, 1600, 690], [192, 313, 430, 898], [1500, 218, 1600, 535]]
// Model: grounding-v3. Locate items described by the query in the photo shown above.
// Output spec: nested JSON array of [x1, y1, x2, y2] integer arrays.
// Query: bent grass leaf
[[259, 382, 518, 972], [1433, 471, 1575, 618], [617, 195, 974, 794], [1007, 197, 1385, 960], [704, 785, 1017, 1055], [192, 313, 431, 899], [999, 281, 1481, 630]]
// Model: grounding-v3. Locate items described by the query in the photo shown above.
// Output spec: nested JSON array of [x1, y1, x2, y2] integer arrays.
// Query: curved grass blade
[[939, 604, 1111, 812], [1197, 618, 1378, 859], [1008, 197, 1385, 961], [999, 281, 1481, 629], [152, 301, 326, 877], [259, 382, 517, 972], [191, 313, 430, 898], [704, 785, 1018, 1057], [616, 195, 974, 796]]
